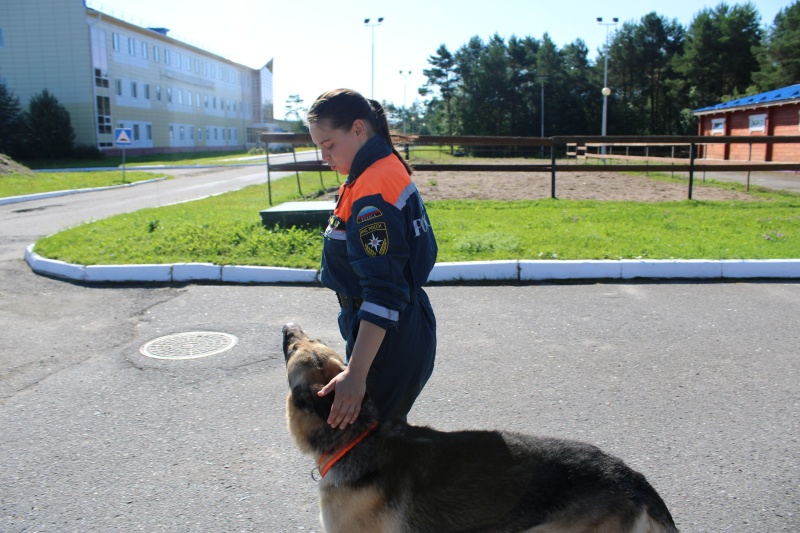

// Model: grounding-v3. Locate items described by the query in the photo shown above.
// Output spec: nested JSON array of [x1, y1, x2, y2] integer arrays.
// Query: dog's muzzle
[[282, 322, 308, 361]]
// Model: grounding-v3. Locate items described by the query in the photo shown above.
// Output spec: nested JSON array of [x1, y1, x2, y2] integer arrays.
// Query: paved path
[[1, 264, 798, 532], [694, 169, 800, 193]]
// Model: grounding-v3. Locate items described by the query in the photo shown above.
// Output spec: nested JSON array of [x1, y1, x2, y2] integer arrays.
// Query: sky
[[87, 0, 791, 120]]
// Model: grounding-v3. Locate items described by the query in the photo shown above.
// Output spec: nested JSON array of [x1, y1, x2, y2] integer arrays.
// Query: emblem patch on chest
[[359, 222, 390, 257]]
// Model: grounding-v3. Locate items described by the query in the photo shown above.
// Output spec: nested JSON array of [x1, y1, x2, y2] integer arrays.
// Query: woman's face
[[309, 119, 369, 176]]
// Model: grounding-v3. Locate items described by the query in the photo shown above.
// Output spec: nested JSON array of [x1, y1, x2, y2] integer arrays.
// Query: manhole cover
[[140, 331, 238, 360]]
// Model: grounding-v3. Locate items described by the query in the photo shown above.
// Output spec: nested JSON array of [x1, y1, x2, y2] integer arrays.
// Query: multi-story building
[[0, 0, 275, 154]]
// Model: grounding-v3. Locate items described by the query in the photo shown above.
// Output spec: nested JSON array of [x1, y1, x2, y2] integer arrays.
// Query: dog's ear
[[291, 384, 335, 421]]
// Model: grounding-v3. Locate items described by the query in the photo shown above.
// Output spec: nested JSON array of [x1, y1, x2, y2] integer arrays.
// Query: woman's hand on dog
[[318, 368, 366, 429], [318, 320, 386, 429]]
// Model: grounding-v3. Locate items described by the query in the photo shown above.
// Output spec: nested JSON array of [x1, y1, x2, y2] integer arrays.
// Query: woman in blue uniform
[[309, 88, 438, 429]]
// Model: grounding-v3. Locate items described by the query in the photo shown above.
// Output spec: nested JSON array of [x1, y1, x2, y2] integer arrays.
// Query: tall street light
[[364, 17, 384, 99], [597, 16, 618, 157], [537, 75, 548, 158], [400, 70, 411, 134]]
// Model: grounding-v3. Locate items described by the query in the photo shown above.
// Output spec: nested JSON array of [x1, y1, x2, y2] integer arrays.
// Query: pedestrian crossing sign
[[115, 128, 132, 145]]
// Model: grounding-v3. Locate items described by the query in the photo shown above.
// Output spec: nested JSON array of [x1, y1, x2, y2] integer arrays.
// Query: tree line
[[395, 1, 799, 139]]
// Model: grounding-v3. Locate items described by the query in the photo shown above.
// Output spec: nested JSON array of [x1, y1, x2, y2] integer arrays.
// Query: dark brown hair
[[307, 88, 412, 174]]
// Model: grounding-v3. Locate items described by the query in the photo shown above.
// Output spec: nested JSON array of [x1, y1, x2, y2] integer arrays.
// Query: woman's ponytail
[[368, 98, 413, 175]]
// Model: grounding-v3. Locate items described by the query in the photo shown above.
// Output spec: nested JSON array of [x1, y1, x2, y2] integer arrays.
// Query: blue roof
[[693, 83, 800, 114]]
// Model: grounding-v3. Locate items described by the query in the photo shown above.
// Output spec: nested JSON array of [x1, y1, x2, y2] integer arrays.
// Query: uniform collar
[[346, 136, 392, 183]]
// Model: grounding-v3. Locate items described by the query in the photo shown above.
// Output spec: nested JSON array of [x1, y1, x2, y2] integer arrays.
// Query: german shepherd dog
[[283, 323, 678, 533]]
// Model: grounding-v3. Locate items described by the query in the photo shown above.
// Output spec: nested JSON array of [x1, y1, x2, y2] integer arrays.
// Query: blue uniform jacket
[[320, 137, 437, 330]]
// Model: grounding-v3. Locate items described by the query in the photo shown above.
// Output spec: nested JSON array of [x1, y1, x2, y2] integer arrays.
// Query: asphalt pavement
[[1, 164, 798, 532]]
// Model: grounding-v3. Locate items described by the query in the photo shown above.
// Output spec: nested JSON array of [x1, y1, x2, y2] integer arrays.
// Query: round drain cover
[[140, 331, 238, 360]]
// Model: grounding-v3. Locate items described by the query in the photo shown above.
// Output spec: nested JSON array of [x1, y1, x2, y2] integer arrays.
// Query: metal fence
[[260, 133, 800, 203]]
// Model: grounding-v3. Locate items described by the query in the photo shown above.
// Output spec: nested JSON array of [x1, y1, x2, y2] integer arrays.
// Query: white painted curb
[[428, 261, 519, 282], [172, 263, 223, 282], [221, 265, 318, 284], [25, 245, 800, 283], [84, 264, 173, 283], [24, 245, 320, 284], [720, 259, 800, 278], [520, 260, 621, 280]]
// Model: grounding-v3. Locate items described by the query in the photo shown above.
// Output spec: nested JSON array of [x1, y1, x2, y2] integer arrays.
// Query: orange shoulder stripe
[[335, 155, 411, 223]]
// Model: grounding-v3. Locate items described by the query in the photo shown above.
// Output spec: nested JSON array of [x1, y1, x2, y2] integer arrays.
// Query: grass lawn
[[0, 170, 169, 198], [32, 170, 800, 268]]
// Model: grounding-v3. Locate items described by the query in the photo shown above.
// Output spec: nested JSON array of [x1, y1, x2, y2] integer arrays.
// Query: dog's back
[[355, 424, 678, 533]]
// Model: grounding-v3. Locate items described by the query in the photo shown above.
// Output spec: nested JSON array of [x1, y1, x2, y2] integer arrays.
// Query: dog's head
[[282, 323, 347, 452]]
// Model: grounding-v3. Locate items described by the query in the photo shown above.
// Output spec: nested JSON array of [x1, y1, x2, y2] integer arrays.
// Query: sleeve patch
[[356, 206, 383, 224], [359, 222, 390, 257]]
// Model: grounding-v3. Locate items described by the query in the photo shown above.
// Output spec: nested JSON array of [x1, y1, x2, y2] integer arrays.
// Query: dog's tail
[[634, 477, 679, 533], [636, 510, 680, 533]]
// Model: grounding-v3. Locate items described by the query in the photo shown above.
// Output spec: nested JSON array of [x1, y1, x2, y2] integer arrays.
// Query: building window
[[133, 124, 140, 141], [128, 37, 135, 55], [144, 84, 150, 99], [198, 128, 203, 141], [0, 28, 5, 48], [146, 125, 152, 140], [141, 42, 148, 60], [154, 46, 160, 63], [749, 114, 767, 133], [178, 89, 183, 105], [711, 118, 725, 135], [167, 87, 172, 103], [194, 59, 200, 73], [204, 95, 208, 108], [131, 81, 137, 98], [114, 79, 122, 96], [179, 126, 185, 140], [187, 91, 192, 106], [112, 33, 119, 51], [175, 52, 181, 69], [164, 49, 170, 65], [94, 68, 109, 88], [169, 125, 174, 141], [96, 96, 111, 134], [156, 86, 161, 101]]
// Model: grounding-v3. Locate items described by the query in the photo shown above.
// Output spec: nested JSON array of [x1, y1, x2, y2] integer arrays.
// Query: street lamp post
[[537, 75, 548, 157], [400, 70, 411, 134], [364, 17, 384, 99], [597, 16, 618, 158]]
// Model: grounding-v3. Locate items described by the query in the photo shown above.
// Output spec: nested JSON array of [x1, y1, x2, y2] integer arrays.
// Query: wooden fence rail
[[260, 133, 800, 203]]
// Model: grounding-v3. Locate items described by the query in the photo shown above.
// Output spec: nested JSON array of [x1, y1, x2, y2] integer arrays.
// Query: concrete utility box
[[260, 201, 335, 228]]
